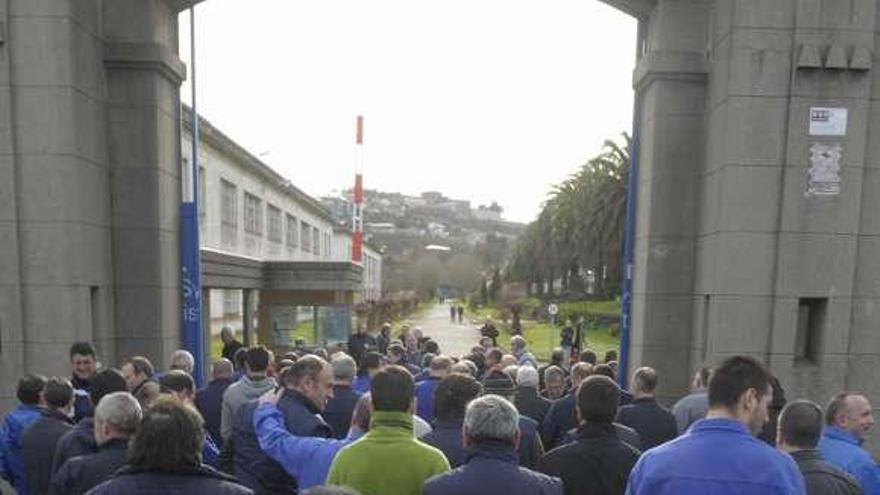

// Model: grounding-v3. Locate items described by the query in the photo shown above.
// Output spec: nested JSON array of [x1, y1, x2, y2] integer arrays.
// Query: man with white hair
[[48, 392, 142, 495], [170, 349, 195, 375], [510, 336, 537, 368], [514, 366, 552, 425], [323, 353, 362, 439], [423, 395, 562, 495]]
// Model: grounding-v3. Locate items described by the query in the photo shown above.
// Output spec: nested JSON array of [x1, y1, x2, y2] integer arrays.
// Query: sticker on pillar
[[807, 143, 842, 196], [809, 107, 847, 136]]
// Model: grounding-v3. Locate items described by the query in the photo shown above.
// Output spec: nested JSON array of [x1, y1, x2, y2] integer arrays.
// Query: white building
[[182, 108, 382, 343]]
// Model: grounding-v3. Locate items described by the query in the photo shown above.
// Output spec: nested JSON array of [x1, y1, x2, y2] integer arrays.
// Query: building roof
[[182, 105, 335, 224]]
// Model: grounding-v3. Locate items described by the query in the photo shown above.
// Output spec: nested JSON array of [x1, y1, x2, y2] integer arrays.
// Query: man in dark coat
[[376, 322, 392, 355], [423, 395, 562, 495], [22, 377, 75, 495], [779, 400, 862, 495], [87, 397, 252, 494], [615, 366, 677, 450], [423, 374, 484, 468], [221, 327, 245, 363], [347, 325, 375, 366], [196, 359, 235, 447], [51, 368, 128, 474], [323, 354, 362, 439], [231, 356, 334, 494], [540, 363, 592, 450], [540, 375, 641, 495], [48, 392, 142, 495], [515, 367, 553, 425]]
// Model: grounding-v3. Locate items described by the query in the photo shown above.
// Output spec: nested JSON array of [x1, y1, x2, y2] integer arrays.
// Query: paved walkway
[[409, 303, 482, 357]]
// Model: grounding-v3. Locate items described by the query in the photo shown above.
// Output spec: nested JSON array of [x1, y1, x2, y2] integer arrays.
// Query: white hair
[[331, 353, 357, 381], [517, 366, 539, 389], [95, 391, 142, 435], [464, 395, 519, 442], [170, 349, 195, 374]]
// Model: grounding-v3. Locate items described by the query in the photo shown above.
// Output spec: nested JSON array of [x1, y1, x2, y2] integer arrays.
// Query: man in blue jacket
[[423, 394, 562, 495], [626, 355, 805, 495], [0, 374, 46, 495], [415, 355, 453, 423], [819, 392, 880, 494], [253, 388, 369, 488]]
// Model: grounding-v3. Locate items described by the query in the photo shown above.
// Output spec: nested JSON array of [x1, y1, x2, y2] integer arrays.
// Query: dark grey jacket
[[792, 449, 863, 495], [48, 438, 129, 495]]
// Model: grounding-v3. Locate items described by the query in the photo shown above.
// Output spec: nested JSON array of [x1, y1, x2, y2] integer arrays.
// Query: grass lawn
[[480, 299, 622, 363]]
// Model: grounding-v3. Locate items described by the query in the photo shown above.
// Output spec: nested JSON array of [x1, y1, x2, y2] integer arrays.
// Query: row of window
[[219, 178, 326, 254]]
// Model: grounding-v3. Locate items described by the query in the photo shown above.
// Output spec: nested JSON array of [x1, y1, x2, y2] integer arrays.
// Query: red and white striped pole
[[352, 115, 364, 264]]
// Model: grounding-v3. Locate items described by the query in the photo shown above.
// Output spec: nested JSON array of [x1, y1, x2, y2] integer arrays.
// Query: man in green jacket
[[327, 365, 450, 495]]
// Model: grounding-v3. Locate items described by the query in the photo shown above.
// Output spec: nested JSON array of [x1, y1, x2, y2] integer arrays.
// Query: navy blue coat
[[231, 390, 332, 494], [86, 464, 253, 494], [323, 385, 361, 439], [423, 440, 562, 495], [22, 408, 74, 495], [48, 438, 129, 495], [51, 417, 97, 474], [196, 377, 234, 447], [540, 394, 577, 450], [423, 419, 469, 468], [71, 376, 93, 424], [616, 397, 677, 450]]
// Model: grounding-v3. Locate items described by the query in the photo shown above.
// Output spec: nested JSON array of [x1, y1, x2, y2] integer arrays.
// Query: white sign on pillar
[[807, 143, 842, 196], [809, 107, 848, 136]]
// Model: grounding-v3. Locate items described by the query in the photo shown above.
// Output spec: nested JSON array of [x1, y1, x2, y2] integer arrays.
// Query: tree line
[[506, 134, 630, 299]]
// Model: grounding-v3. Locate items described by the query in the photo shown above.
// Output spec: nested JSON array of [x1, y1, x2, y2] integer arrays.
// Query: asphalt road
[[410, 303, 482, 358]]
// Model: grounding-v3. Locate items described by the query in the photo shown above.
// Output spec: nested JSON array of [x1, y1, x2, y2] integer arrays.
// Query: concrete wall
[[0, 0, 190, 415], [607, 0, 880, 434]]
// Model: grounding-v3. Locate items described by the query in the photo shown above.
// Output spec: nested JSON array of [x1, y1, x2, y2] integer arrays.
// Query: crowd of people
[[0, 320, 878, 495]]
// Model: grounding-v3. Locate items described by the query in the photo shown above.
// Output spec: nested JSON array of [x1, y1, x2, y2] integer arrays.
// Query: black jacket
[[562, 423, 642, 451], [48, 437, 129, 495], [541, 394, 576, 450], [424, 440, 563, 495], [51, 417, 97, 474], [22, 408, 74, 495], [792, 449, 863, 495], [423, 418, 469, 468], [222, 339, 244, 363], [231, 390, 331, 494], [86, 464, 253, 494], [196, 377, 234, 447], [615, 397, 677, 450], [323, 385, 362, 439], [515, 386, 553, 425], [540, 422, 641, 495]]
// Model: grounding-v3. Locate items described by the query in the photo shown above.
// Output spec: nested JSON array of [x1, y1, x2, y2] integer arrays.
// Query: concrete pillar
[[103, 0, 186, 368], [628, 0, 709, 400]]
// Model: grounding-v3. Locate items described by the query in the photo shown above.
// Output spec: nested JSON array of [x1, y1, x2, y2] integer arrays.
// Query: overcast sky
[[179, 1, 636, 224]]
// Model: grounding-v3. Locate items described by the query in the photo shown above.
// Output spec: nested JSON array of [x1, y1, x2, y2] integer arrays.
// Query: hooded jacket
[[220, 375, 276, 441]]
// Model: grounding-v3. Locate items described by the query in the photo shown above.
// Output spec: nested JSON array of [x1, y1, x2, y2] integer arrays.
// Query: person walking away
[[515, 366, 552, 425], [327, 365, 450, 495], [615, 367, 677, 450], [672, 367, 711, 434], [324, 353, 363, 439], [22, 377, 75, 495], [819, 392, 880, 494], [423, 395, 563, 495], [423, 374, 484, 468], [540, 375, 640, 495], [777, 399, 861, 495], [221, 327, 245, 363], [625, 355, 805, 495], [86, 396, 252, 494], [416, 356, 453, 423], [220, 346, 276, 443], [0, 374, 46, 495], [51, 369, 128, 474], [376, 323, 392, 356], [48, 392, 142, 495], [196, 359, 235, 448]]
